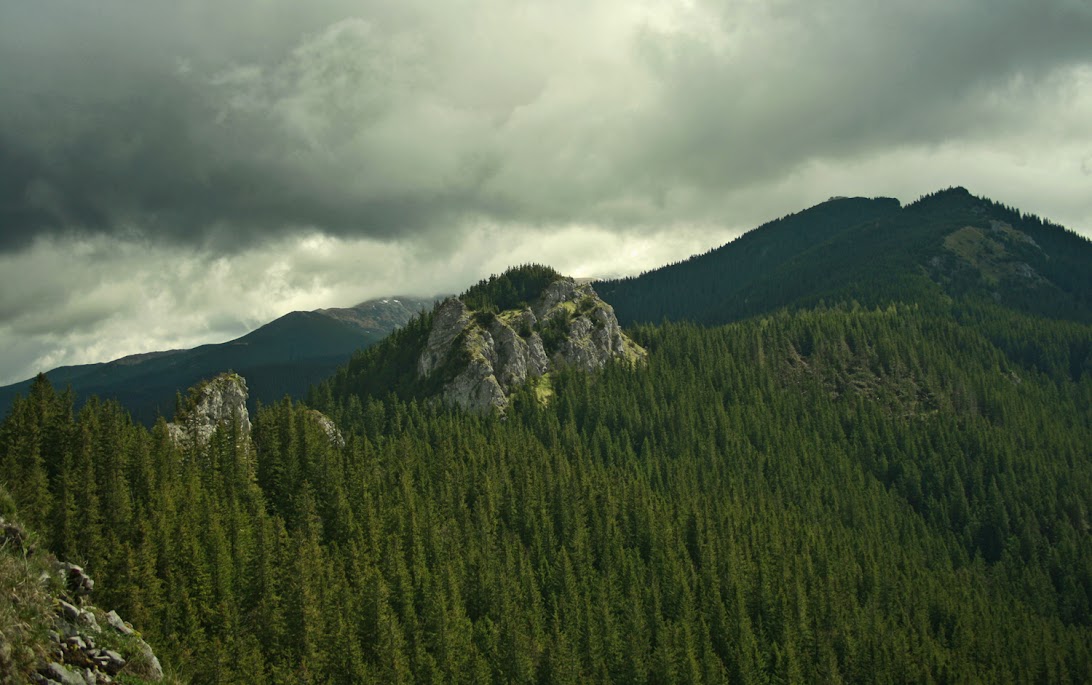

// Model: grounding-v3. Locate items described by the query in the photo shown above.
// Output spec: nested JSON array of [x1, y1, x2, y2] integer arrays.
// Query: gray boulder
[[40, 662, 84, 685], [419, 298, 473, 378], [105, 610, 134, 636]]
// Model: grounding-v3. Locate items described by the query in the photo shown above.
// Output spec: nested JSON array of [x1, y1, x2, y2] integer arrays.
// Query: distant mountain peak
[[907, 185, 978, 210], [316, 295, 441, 335], [598, 186, 1092, 326], [0, 295, 441, 425]]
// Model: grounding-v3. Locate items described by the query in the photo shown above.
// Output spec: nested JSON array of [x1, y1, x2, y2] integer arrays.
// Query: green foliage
[[539, 311, 572, 356], [471, 308, 497, 329], [598, 188, 1092, 328], [2, 300, 1090, 683], [317, 309, 435, 404], [0, 501, 57, 683], [0, 485, 16, 519], [460, 264, 563, 312]]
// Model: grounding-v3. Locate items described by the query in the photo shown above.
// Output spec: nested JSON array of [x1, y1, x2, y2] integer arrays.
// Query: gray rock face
[[76, 609, 99, 633], [491, 314, 549, 388], [418, 298, 506, 412], [419, 298, 473, 378], [531, 279, 581, 320], [305, 409, 345, 448], [41, 661, 84, 685], [58, 563, 94, 597], [557, 296, 631, 372], [419, 278, 645, 414], [166, 372, 251, 448], [127, 640, 164, 681], [58, 600, 80, 623], [94, 649, 125, 675], [446, 355, 508, 413]]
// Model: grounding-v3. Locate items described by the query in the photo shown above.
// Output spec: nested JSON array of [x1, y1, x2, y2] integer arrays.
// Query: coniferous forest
[[3, 293, 1090, 682], [3, 0, 1092, 674]]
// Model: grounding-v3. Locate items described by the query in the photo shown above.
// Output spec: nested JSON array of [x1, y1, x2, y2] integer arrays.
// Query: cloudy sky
[[1, 0, 1091, 385]]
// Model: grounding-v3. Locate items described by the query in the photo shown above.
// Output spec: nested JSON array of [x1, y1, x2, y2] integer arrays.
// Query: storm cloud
[[1, 0, 1091, 383], [3, 0, 1091, 251]]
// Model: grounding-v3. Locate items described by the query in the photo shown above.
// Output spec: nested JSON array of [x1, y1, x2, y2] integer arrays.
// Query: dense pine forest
[[597, 188, 1092, 327], [3, 294, 1090, 682]]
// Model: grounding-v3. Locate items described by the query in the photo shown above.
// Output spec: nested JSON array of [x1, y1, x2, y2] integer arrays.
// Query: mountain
[[1, 191, 1089, 682], [317, 265, 645, 414], [0, 295, 439, 425], [597, 187, 1092, 326]]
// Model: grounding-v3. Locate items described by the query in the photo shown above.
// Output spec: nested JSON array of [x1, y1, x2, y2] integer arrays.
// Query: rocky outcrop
[[419, 298, 475, 379], [165, 372, 345, 451], [419, 277, 646, 414], [166, 372, 251, 447], [0, 517, 163, 684], [534, 279, 638, 371], [304, 409, 345, 449], [37, 563, 164, 684]]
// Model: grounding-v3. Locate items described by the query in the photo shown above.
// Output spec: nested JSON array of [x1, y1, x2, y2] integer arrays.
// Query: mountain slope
[[4, 297, 1089, 683], [0, 498, 169, 684], [0, 296, 438, 425], [598, 187, 1092, 326], [1, 191, 1089, 683]]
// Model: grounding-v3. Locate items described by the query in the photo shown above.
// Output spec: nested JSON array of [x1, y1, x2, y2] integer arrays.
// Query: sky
[[1, 0, 1091, 385]]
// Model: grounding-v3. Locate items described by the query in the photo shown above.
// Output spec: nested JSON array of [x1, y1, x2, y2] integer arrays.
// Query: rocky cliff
[[418, 276, 646, 413], [166, 372, 252, 447], [166, 372, 343, 449]]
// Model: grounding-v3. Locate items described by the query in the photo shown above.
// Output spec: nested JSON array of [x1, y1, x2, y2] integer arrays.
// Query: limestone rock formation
[[165, 372, 345, 452], [166, 372, 251, 447], [418, 277, 646, 414], [304, 408, 345, 449]]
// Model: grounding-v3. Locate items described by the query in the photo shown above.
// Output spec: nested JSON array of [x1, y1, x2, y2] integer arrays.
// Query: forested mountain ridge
[[0, 295, 439, 426], [2, 298, 1088, 682], [597, 187, 1092, 326], [0, 195, 1089, 683]]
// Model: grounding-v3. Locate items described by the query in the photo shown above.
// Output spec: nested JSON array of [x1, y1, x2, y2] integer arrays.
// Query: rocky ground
[[0, 517, 164, 685]]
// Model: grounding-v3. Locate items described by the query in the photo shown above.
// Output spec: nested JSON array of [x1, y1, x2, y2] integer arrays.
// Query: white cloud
[[0, 224, 734, 385]]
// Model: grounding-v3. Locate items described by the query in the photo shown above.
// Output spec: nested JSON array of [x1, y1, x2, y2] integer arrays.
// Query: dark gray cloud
[[630, 1, 1092, 195], [1, 0, 1091, 385], [0, 222, 723, 385], [2, 0, 1089, 254]]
